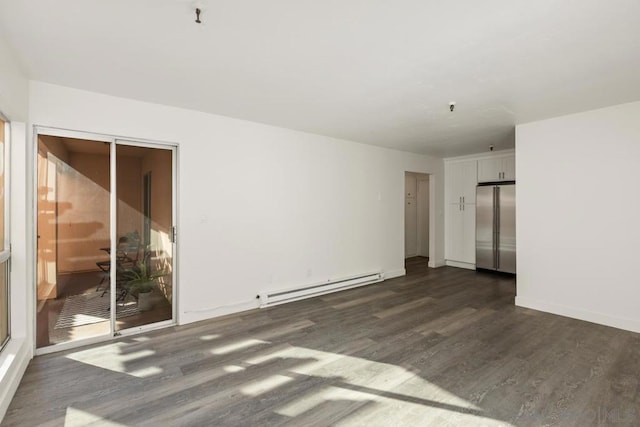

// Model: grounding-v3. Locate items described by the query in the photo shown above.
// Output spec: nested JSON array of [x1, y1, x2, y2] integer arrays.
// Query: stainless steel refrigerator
[[476, 183, 516, 273]]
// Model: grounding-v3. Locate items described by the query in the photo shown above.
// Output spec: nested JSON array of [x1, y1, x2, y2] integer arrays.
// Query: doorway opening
[[35, 132, 176, 351], [404, 172, 430, 267]]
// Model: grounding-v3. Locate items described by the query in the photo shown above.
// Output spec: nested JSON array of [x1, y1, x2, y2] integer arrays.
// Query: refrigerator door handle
[[496, 186, 501, 270], [492, 186, 497, 269]]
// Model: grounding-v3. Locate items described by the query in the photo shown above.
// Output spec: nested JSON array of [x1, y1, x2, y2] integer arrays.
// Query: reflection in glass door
[[36, 132, 176, 351], [115, 143, 174, 331]]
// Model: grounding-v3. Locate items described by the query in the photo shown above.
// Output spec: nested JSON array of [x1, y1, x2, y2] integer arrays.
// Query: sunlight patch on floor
[[210, 338, 269, 355], [200, 334, 221, 341], [65, 342, 163, 378], [276, 385, 377, 417], [245, 345, 514, 426], [64, 407, 126, 427], [241, 374, 294, 396], [66, 321, 110, 342]]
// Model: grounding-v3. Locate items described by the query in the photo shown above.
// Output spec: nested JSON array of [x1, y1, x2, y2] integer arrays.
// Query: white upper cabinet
[[502, 155, 515, 181], [445, 160, 477, 205], [477, 158, 501, 182], [477, 154, 515, 182]]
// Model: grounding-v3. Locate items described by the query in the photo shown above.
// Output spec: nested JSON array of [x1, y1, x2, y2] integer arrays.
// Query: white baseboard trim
[[445, 260, 476, 270], [384, 268, 406, 280], [0, 338, 32, 422], [428, 259, 446, 268], [516, 296, 640, 334]]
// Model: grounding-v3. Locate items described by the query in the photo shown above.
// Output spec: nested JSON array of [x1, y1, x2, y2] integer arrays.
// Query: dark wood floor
[[4, 258, 640, 426]]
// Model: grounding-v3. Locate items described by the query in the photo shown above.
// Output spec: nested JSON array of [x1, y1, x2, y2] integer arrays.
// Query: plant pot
[[137, 291, 153, 311]]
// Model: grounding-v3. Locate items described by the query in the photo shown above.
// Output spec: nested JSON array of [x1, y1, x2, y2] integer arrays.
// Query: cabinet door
[[446, 202, 476, 264], [478, 156, 515, 182], [445, 163, 462, 205], [477, 158, 502, 183], [461, 161, 478, 203], [501, 156, 516, 181], [445, 203, 463, 261], [461, 203, 476, 264], [447, 160, 477, 203]]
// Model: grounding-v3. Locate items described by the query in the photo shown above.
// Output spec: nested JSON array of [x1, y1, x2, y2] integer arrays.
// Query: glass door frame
[[113, 138, 178, 337], [0, 113, 11, 352], [33, 127, 178, 355]]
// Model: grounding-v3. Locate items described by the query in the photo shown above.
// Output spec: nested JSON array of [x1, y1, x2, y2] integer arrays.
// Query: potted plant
[[124, 261, 161, 311]]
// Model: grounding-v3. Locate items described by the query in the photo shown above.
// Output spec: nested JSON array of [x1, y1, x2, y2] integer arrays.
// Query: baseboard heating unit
[[258, 272, 383, 308]]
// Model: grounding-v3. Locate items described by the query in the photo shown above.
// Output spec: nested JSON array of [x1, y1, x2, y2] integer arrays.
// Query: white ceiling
[[2, 1, 640, 157]]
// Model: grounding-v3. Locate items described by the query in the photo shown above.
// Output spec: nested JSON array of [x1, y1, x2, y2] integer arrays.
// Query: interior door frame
[[404, 171, 435, 265], [32, 126, 179, 355]]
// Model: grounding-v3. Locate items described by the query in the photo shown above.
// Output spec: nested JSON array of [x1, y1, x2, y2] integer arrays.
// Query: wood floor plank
[[372, 296, 434, 319], [330, 289, 398, 310]]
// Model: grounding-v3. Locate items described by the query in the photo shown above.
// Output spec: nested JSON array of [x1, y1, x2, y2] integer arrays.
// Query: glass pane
[[115, 144, 173, 331], [0, 118, 6, 348], [0, 118, 5, 251], [0, 261, 7, 347], [36, 136, 111, 348]]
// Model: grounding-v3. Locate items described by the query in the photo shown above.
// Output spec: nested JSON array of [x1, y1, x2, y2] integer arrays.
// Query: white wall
[[29, 82, 445, 326], [0, 36, 32, 421], [417, 177, 430, 257], [516, 101, 640, 333], [0, 37, 28, 120]]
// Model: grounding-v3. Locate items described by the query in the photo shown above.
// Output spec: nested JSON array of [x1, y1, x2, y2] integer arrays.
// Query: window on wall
[[0, 117, 9, 349]]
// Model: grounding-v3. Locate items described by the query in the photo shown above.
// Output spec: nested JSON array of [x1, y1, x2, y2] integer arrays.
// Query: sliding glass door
[[114, 142, 174, 331], [0, 117, 9, 350], [35, 131, 176, 352], [36, 135, 112, 348]]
